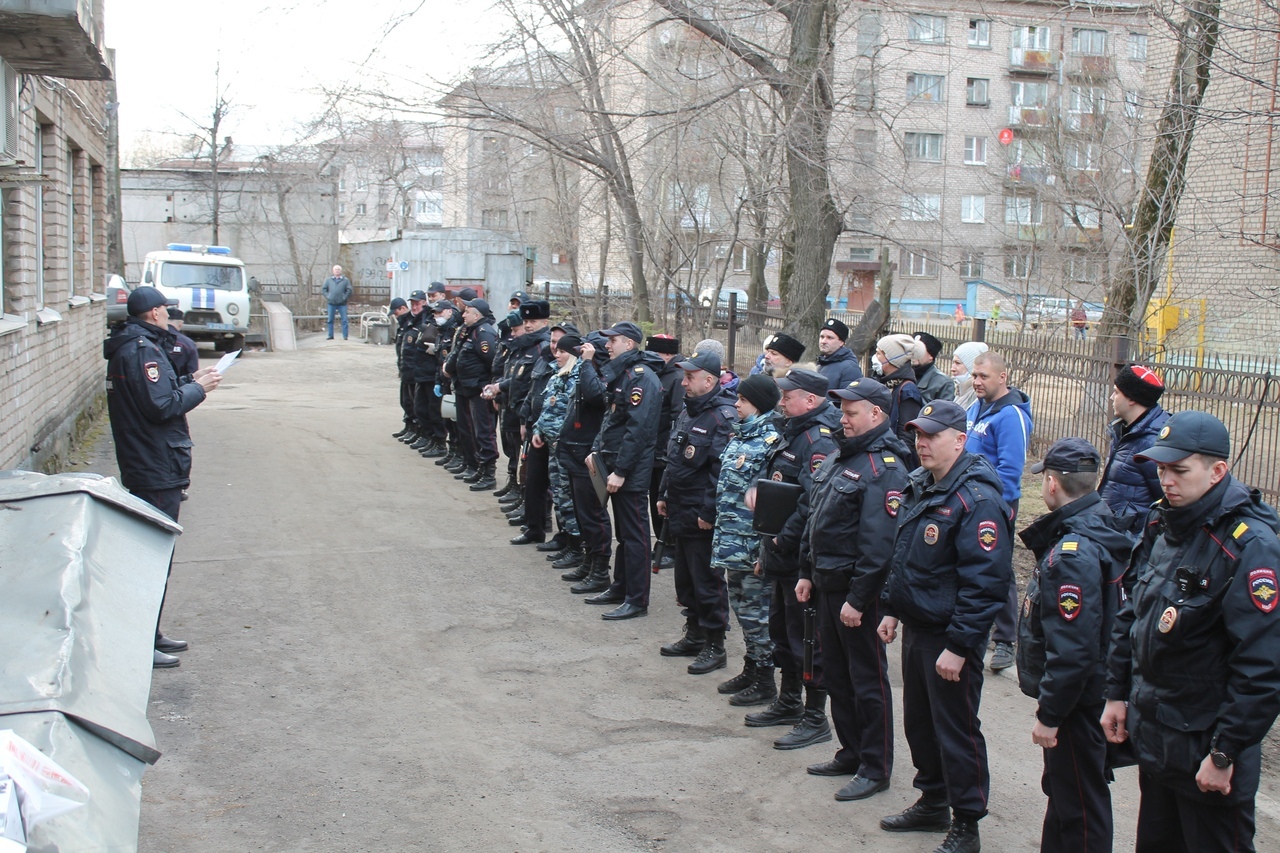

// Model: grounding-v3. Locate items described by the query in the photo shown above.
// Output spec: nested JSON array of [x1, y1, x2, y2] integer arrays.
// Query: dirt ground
[[74, 336, 1280, 852]]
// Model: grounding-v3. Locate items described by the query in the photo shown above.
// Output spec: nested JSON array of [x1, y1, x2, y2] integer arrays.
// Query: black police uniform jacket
[[519, 337, 559, 426], [1016, 492, 1132, 727], [433, 310, 461, 392], [401, 311, 441, 384], [167, 328, 200, 378], [446, 316, 498, 395], [760, 403, 842, 580], [103, 317, 207, 492], [653, 357, 685, 469], [882, 451, 1014, 655], [1106, 475, 1280, 800], [497, 328, 549, 419], [394, 310, 416, 374], [799, 422, 911, 611], [658, 383, 737, 537], [557, 357, 607, 476], [590, 348, 663, 494]]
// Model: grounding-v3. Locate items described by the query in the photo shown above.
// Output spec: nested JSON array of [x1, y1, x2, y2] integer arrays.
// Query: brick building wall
[[0, 72, 112, 472]]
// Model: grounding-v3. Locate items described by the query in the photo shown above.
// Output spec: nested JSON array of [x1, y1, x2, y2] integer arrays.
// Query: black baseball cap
[[677, 351, 722, 375], [456, 287, 478, 301], [166, 306, 185, 320], [408, 289, 428, 301], [906, 400, 969, 434], [465, 297, 491, 314], [427, 281, 447, 295], [1136, 411, 1231, 463], [432, 301, 453, 313], [1031, 437, 1101, 474], [552, 320, 580, 335], [389, 297, 408, 310], [829, 377, 892, 410], [127, 286, 176, 316], [600, 321, 643, 343], [776, 368, 829, 396], [510, 290, 530, 304]]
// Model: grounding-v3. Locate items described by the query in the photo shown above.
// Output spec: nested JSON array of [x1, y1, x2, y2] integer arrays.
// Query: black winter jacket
[[590, 349, 664, 493], [103, 318, 207, 492], [497, 328, 549, 416], [759, 404, 842, 579], [447, 317, 498, 395], [654, 357, 685, 468], [659, 384, 738, 536], [557, 358, 607, 477], [1017, 492, 1132, 726], [882, 452, 1014, 655], [1098, 404, 1169, 522], [817, 346, 863, 392]]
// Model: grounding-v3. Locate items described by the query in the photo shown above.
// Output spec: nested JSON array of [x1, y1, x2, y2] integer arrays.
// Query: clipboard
[[586, 451, 610, 505], [752, 479, 804, 536]]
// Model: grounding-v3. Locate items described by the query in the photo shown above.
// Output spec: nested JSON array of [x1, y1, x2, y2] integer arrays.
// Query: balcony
[[1008, 48, 1060, 74], [1062, 225, 1103, 244], [1067, 54, 1113, 78], [1065, 112, 1109, 133], [0, 0, 110, 79], [1008, 106, 1050, 128], [1005, 163, 1055, 186], [1014, 224, 1048, 241]]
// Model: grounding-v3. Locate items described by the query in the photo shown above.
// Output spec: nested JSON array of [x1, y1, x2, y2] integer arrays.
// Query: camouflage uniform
[[533, 359, 581, 538], [713, 411, 782, 666]]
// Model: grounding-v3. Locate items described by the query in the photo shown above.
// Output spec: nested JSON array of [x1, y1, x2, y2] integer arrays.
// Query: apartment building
[[831, 1, 1157, 319], [327, 121, 446, 240], [0, 1, 114, 472]]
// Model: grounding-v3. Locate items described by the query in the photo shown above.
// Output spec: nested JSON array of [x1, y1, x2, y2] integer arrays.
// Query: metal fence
[[256, 280, 392, 332]]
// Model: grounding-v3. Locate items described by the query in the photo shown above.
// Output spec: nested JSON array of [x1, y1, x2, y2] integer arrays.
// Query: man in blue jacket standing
[[964, 351, 1032, 673], [1098, 364, 1169, 526], [816, 318, 862, 392], [322, 264, 353, 340]]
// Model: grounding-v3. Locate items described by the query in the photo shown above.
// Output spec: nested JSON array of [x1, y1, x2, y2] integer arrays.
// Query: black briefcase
[[752, 480, 804, 536]]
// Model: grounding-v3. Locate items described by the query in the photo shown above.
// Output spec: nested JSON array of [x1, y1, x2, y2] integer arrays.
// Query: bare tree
[[176, 62, 234, 245]]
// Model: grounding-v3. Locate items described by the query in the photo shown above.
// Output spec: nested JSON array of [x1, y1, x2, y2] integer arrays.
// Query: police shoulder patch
[[1249, 568, 1278, 613], [480, 341, 491, 353], [1060, 539, 1079, 552], [885, 490, 902, 517], [1058, 584, 1082, 621], [630, 387, 644, 406], [764, 434, 778, 444], [144, 362, 160, 383], [810, 453, 826, 472], [978, 520, 998, 552], [818, 427, 831, 434]]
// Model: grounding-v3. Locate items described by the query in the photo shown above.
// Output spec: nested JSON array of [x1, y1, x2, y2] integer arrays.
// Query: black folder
[[752, 480, 804, 536], [586, 451, 610, 505]]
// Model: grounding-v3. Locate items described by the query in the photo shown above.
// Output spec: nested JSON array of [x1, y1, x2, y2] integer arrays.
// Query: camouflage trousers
[[547, 443, 579, 537], [727, 569, 774, 666]]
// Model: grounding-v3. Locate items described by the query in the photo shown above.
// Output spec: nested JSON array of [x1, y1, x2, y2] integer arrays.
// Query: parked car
[[698, 287, 750, 308], [105, 274, 132, 325]]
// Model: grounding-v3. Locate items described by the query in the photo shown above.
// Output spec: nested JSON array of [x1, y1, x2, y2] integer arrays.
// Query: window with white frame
[[1071, 28, 1108, 56], [849, 247, 876, 261], [903, 248, 938, 277], [1005, 251, 1039, 279], [959, 251, 984, 278], [854, 128, 877, 164], [908, 15, 946, 43], [857, 13, 880, 56], [1069, 85, 1107, 115], [1009, 138, 1047, 166], [964, 135, 988, 165], [1065, 205, 1101, 229], [1066, 255, 1103, 282], [966, 78, 990, 106], [1123, 89, 1143, 120], [902, 193, 942, 221], [1005, 196, 1043, 225], [1129, 32, 1148, 61], [731, 244, 750, 272], [481, 208, 508, 228], [904, 132, 944, 161], [907, 73, 945, 103], [1011, 25, 1051, 50], [417, 192, 443, 224], [355, 202, 367, 215], [1011, 81, 1049, 108], [960, 195, 985, 223], [551, 248, 570, 265], [35, 126, 46, 308], [1066, 142, 1101, 171], [968, 19, 991, 47]]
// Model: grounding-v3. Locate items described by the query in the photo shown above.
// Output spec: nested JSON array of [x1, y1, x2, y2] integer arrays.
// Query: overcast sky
[[110, 1, 505, 155]]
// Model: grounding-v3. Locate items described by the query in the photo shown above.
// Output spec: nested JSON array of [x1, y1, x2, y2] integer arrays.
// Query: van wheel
[[226, 334, 245, 352]]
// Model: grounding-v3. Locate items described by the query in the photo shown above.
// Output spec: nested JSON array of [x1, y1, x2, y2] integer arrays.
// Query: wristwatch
[[1210, 737, 1233, 769]]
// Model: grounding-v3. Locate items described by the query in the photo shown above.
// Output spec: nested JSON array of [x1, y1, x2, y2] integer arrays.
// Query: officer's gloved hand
[[433, 384, 442, 397]]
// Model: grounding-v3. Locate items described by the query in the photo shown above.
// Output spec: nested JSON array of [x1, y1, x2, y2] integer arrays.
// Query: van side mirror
[[143, 270, 152, 284]]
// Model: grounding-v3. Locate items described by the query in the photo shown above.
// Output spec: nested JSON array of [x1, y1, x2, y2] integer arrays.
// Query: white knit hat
[[876, 333, 922, 366], [953, 341, 989, 374]]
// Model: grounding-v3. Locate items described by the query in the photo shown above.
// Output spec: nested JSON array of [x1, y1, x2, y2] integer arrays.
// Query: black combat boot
[[470, 463, 497, 491], [398, 428, 420, 443], [537, 531, 569, 553], [571, 555, 612, 594], [879, 796, 951, 833], [660, 617, 705, 657], [718, 657, 757, 694], [500, 486, 524, 506], [551, 538, 584, 569], [744, 668, 804, 727], [773, 687, 832, 749], [687, 629, 727, 674], [422, 440, 447, 458], [510, 527, 546, 545], [392, 426, 411, 439], [561, 551, 593, 582], [409, 435, 430, 450], [931, 817, 980, 852], [463, 464, 486, 485], [730, 665, 777, 707], [444, 454, 467, 473], [505, 500, 525, 520], [493, 471, 516, 499], [435, 443, 456, 466]]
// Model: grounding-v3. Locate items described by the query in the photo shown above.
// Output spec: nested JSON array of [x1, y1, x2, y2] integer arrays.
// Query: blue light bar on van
[[166, 243, 233, 255]]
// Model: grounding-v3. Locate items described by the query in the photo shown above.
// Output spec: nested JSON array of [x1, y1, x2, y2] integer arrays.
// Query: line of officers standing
[[387, 292, 1280, 853]]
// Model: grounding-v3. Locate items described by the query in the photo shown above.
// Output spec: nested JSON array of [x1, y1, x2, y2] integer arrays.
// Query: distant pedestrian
[[990, 302, 1001, 330], [954, 304, 966, 325], [322, 264, 353, 340], [1071, 302, 1089, 340]]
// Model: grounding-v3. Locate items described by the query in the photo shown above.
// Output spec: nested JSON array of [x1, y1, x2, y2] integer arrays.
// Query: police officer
[[164, 307, 200, 378], [104, 286, 222, 668], [561, 332, 614, 591], [798, 378, 910, 802], [746, 368, 841, 748], [432, 299, 465, 470], [877, 400, 1012, 853], [404, 290, 447, 457], [647, 334, 685, 569], [583, 321, 663, 620], [446, 298, 500, 487], [657, 350, 739, 671], [498, 302, 553, 536], [1102, 411, 1280, 853], [390, 297, 416, 441], [1017, 438, 1131, 853]]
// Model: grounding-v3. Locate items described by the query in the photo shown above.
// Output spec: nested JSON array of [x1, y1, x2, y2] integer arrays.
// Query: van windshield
[[160, 262, 243, 290]]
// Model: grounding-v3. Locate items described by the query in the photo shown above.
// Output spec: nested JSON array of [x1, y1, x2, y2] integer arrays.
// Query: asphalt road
[[79, 336, 1280, 851]]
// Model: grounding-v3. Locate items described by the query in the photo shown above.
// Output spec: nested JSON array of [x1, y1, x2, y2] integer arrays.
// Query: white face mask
[[869, 358, 885, 376], [434, 315, 448, 326]]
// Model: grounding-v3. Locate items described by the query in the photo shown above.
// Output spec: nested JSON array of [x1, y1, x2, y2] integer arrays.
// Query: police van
[[142, 244, 251, 351]]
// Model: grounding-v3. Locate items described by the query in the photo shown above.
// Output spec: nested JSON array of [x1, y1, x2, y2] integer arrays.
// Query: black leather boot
[[462, 464, 486, 484], [470, 463, 497, 491], [932, 817, 979, 852], [537, 531, 569, 553], [510, 527, 546, 545], [718, 657, 757, 694], [551, 538, 584, 569], [571, 555, 612, 594], [687, 629, 727, 674], [409, 436, 430, 450], [505, 501, 525, 520], [422, 440, 447, 458], [773, 687, 832, 749], [493, 472, 516, 498], [398, 429, 420, 443], [880, 796, 952, 833], [660, 618, 705, 657], [744, 669, 804, 727], [730, 665, 777, 707], [561, 551, 593, 582], [392, 426, 411, 438], [444, 455, 467, 473], [435, 443, 456, 466]]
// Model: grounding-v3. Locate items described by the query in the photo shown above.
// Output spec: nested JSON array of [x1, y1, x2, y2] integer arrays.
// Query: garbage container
[[369, 320, 392, 346], [0, 470, 180, 851]]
